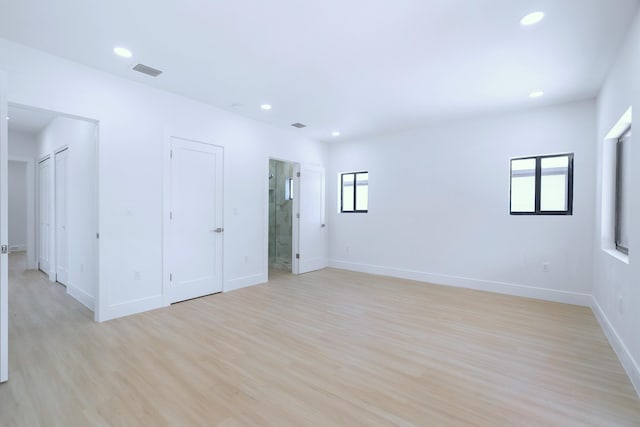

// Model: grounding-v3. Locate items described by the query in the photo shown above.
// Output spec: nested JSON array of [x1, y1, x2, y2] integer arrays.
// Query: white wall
[[8, 130, 37, 158], [8, 130, 37, 267], [328, 100, 596, 305], [37, 116, 97, 310], [0, 38, 328, 321], [7, 161, 26, 251], [594, 8, 640, 394]]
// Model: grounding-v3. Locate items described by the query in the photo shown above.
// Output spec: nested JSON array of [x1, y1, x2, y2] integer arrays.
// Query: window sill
[[603, 248, 629, 265]]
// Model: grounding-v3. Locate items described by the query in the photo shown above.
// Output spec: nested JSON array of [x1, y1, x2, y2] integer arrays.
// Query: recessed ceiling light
[[331, 131, 341, 137], [260, 104, 272, 111], [529, 91, 545, 99], [520, 11, 545, 26], [113, 47, 133, 58]]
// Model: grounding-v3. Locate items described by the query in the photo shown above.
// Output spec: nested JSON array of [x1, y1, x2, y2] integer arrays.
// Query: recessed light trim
[[331, 131, 341, 137], [520, 11, 545, 26], [113, 47, 133, 58], [529, 90, 545, 99], [260, 104, 272, 111]]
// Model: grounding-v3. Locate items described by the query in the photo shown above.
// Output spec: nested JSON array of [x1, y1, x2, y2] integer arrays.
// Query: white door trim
[[162, 130, 224, 306], [1, 70, 9, 382]]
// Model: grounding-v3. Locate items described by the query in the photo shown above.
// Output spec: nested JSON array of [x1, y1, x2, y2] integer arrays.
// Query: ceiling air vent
[[291, 123, 307, 128], [132, 63, 163, 77]]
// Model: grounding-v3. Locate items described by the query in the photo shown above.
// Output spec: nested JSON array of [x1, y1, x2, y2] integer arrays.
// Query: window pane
[[511, 176, 535, 212], [541, 175, 567, 210], [511, 159, 535, 212], [355, 173, 368, 211], [540, 156, 569, 211], [541, 156, 568, 169], [512, 158, 536, 172], [342, 174, 354, 211], [616, 133, 631, 251]]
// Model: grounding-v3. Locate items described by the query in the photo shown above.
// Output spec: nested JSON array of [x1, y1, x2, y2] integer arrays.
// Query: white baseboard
[[591, 297, 640, 398], [66, 282, 95, 312], [100, 295, 163, 322], [225, 273, 266, 292], [328, 259, 592, 307]]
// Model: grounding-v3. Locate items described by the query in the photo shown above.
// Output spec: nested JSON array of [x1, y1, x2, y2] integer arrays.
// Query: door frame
[[1, 70, 8, 382], [265, 157, 301, 275], [13, 102, 101, 321], [7, 156, 36, 269], [162, 129, 224, 306]]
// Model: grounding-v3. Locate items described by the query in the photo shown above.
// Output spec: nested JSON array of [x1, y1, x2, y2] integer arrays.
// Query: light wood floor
[[1, 253, 639, 426]]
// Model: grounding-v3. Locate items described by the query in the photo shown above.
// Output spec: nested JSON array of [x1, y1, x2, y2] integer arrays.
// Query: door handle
[[211, 227, 224, 233]]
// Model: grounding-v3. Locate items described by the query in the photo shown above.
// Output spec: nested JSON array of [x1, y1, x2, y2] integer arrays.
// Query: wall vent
[[132, 64, 163, 77], [291, 123, 307, 128]]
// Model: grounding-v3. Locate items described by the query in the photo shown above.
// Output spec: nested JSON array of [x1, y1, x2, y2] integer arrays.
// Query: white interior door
[[298, 164, 326, 274], [167, 137, 223, 303], [55, 148, 68, 285], [38, 157, 51, 275], [1, 70, 8, 382]]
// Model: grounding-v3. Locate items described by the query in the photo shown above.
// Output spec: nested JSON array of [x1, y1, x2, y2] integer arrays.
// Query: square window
[[510, 154, 573, 215], [341, 171, 368, 213]]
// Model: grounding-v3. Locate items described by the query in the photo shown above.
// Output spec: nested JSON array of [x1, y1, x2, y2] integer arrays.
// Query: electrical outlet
[[134, 271, 141, 280], [244, 255, 249, 263], [542, 262, 549, 272]]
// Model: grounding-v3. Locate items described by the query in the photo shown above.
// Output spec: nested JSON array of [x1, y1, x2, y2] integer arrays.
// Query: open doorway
[[268, 159, 297, 277], [8, 160, 33, 270], [7, 104, 98, 313]]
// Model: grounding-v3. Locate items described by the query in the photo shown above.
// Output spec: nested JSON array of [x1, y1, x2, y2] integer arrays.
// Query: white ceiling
[[7, 105, 57, 135], [0, 0, 637, 141]]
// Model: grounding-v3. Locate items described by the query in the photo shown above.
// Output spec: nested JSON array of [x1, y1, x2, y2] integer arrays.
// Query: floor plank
[[1, 253, 639, 426]]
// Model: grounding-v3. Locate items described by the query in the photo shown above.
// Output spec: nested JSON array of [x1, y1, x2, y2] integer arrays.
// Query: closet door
[[38, 157, 52, 275], [55, 148, 69, 285]]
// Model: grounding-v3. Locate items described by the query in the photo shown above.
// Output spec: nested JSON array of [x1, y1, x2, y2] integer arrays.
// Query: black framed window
[[510, 153, 573, 215], [341, 172, 368, 213], [615, 129, 631, 254]]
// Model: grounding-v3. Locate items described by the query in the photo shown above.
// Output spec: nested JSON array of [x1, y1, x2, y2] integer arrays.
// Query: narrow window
[[341, 172, 368, 213], [615, 129, 631, 254], [510, 153, 573, 215]]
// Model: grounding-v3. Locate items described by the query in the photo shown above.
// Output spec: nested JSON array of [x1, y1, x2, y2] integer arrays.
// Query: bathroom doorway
[[268, 159, 296, 276]]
